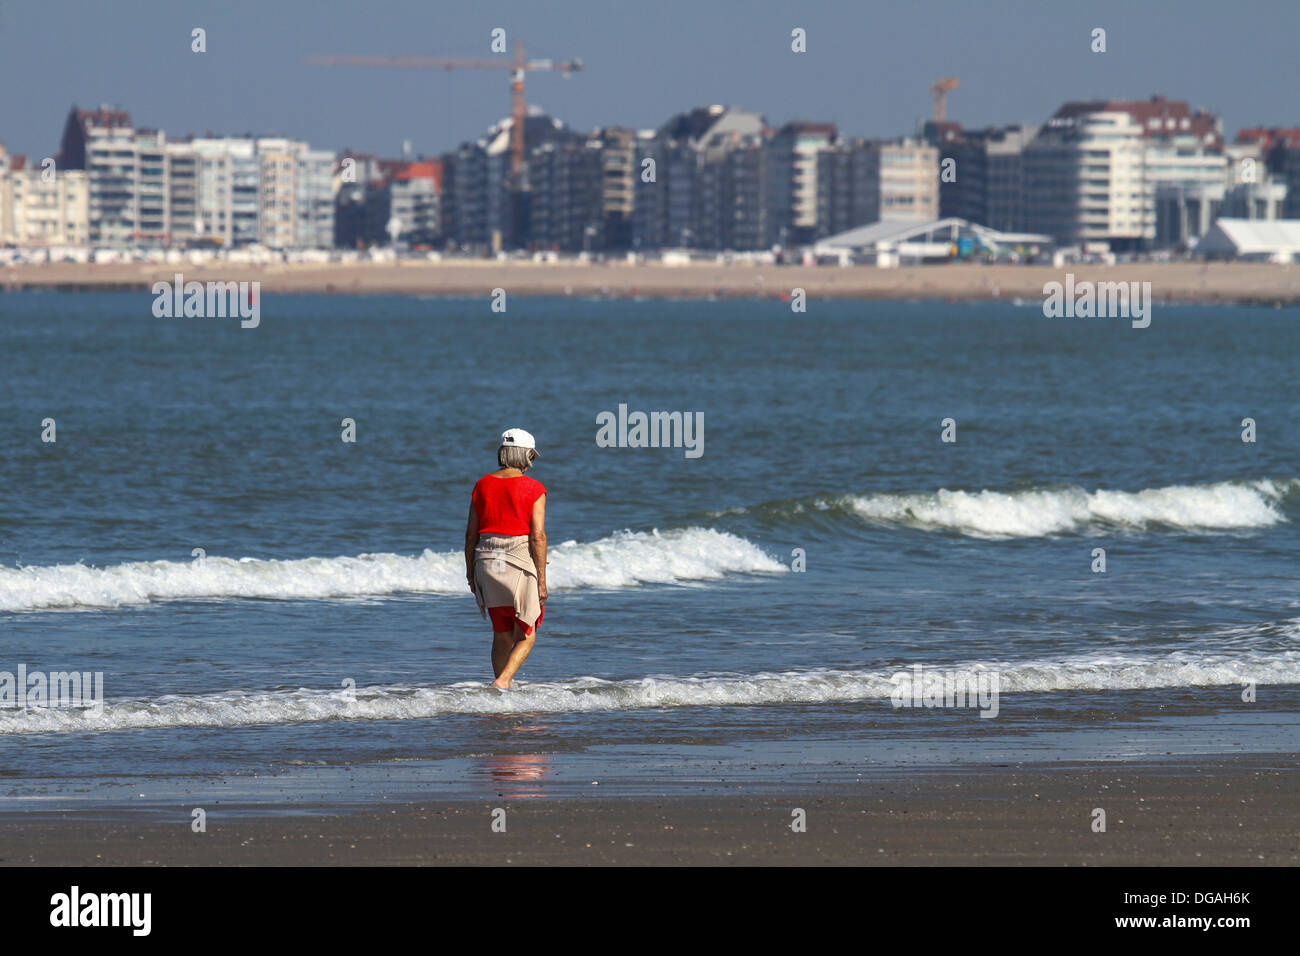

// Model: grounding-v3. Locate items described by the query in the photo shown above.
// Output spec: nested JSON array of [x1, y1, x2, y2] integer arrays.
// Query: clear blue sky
[[1, 0, 1296, 160]]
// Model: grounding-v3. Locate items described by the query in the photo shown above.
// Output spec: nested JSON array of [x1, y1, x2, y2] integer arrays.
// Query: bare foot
[[492, 677, 512, 690]]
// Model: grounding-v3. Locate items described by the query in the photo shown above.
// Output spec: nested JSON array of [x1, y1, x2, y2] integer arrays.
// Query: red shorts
[[488, 603, 544, 636]]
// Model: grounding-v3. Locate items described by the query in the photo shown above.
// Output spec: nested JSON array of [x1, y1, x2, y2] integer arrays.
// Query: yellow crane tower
[[305, 40, 583, 188], [930, 77, 960, 123]]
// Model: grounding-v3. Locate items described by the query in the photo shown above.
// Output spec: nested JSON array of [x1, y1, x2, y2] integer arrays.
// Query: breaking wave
[[2, 650, 1295, 735], [0, 527, 785, 612], [742, 478, 1297, 539]]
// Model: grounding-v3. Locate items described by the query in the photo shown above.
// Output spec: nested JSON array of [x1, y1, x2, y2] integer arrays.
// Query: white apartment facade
[[294, 145, 336, 249], [0, 145, 91, 246], [258, 138, 297, 248], [871, 138, 939, 223], [1025, 96, 1225, 248], [57, 105, 335, 249], [83, 123, 169, 246], [183, 136, 334, 249], [165, 136, 336, 249]]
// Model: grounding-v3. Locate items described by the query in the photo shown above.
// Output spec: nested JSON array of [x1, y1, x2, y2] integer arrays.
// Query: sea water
[[0, 292, 1296, 808]]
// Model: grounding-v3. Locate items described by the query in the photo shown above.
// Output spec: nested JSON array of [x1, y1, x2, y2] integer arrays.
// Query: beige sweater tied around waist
[[473, 534, 542, 629]]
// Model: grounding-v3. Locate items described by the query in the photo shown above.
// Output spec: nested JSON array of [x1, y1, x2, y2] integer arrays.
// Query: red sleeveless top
[[472, 474, 546, 536]]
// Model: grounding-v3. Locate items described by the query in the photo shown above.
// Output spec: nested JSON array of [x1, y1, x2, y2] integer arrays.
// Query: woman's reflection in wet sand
[[474, 716, 551, 799]]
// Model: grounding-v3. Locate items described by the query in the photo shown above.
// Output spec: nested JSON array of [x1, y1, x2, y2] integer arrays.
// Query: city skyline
[[2, 0, 1298, 160]]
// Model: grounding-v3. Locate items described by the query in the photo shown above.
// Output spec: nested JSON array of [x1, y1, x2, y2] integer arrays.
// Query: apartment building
[[0, 144, 91, 246], [764, 122, 837, 246], [866, 137, 940, 223], [387, 160, 441, 244], [185, 137, 261, 247], [1024, 96, 1224, 248], [257, 138, 297, 248], [166, 142, 200, 244], [529, 138, 603, 251], [55, 105, 335, 249], [134, 130, 168, 243], [295, 146, 336, 249], [628, 105, 766, 251], [721, 138, 767, 251], [685, 127, 767, 251], [928, 122, 1039, 233], [440, 111, 579, 252], [597, 127, 637, 249], [816, 139, 875, 239], [251, 137, 335, 249], [1235, 128, 1300, 220], [59, 106, 171, 246]]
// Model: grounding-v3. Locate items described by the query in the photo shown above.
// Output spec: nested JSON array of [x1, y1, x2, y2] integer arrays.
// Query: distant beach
[[2, 260, 1298, 304]]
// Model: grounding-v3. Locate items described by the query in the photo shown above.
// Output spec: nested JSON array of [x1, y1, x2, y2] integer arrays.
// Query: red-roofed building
[[1051, 95, 1222, 150], [1025, 95, 1227, 248], [335, 156, 443, 247], [1235, 128, 1300, 152], [386, 158, 441, 244], [393, 160, 442, 190]]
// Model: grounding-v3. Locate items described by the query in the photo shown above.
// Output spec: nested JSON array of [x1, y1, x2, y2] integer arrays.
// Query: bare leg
[[492, 623, 536, 689], [491, 630, 515, 677]]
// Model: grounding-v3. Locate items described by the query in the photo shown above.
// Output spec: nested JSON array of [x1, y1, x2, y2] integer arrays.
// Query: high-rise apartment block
[[1023, 96, 1225, 249], [49, 105, 336, 248]]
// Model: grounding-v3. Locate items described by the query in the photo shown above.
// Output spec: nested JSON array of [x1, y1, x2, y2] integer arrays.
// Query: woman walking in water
[[465, 428, 548, 689]]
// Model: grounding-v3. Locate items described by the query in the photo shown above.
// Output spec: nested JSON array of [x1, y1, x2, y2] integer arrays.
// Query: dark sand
[[3, 757, 1295, 865], [3, 260, 1299, 305]]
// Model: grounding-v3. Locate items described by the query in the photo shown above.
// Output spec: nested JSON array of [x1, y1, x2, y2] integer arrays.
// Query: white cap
[[500, 427, 539, 457]]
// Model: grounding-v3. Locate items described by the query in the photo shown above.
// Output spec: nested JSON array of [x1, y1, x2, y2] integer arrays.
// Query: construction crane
[[930, 77, 960, 123], [304, 40, 583, 185]]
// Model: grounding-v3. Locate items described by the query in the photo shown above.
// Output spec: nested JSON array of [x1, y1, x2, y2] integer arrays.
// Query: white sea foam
[[838, 478, 1296, 538], [1, 650, 1294, 735], [0, 527, 785, 613]]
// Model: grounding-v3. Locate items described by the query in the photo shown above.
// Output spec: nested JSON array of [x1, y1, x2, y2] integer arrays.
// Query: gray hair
[[498, 444, 537, 471]]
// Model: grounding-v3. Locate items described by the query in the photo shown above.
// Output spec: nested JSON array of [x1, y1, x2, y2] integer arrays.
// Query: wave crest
[[0, 527, 785, 612], [2, 651, 1294, 735], [749, 479, 1296, 539]]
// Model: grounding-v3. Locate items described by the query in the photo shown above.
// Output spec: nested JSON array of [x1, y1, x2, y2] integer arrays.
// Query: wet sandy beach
[[3, 756, 1294, 866]]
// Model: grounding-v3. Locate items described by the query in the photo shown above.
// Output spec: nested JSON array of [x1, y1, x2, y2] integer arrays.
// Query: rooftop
[[816, 217, 1052, 251], [1051, 95, 1221, 147], [1236, 128, 1300, 150], [1199, 218, 1300, 253]]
